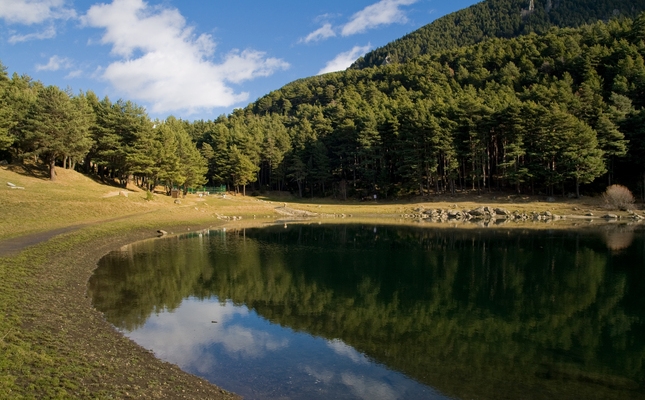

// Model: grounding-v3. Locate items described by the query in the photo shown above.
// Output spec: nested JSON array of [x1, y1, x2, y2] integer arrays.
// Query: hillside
[[0, 164, 276, 241], [213, 15, 645, 200], [350, 0, 645, 69]]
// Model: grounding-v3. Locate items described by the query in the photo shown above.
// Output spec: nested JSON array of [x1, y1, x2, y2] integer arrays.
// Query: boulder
[[447, 210, 462, 219], [469, 207, 487, 217]]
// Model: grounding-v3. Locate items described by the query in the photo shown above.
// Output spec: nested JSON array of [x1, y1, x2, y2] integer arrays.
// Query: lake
[[88, 223, 645, 400]]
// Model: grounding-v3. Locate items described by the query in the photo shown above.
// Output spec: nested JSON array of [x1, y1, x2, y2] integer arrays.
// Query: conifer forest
[[2, 2, 645, 200]]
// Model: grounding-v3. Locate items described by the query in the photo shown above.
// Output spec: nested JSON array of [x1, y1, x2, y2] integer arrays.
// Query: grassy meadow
[[0, 164, 641, 399]]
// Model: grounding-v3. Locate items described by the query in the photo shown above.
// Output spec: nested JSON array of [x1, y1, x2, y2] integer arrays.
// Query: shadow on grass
[[7, 162, 49, 180], [258, 190, 599, 207], [5, 161, 139, 191]]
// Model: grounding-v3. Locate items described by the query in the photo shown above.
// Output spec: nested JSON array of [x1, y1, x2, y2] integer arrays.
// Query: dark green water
[[89, 224, 645, 400]]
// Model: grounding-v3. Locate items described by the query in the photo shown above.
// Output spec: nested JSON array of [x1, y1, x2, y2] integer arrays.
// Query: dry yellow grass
[[1, 164, 639, 241], [0, 165, 278, 240]]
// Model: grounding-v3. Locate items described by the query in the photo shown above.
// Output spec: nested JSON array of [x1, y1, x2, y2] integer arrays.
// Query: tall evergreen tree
[[228, 145, 258, 196], [21, 86, 91, 180], [0, 63, 13, 152]]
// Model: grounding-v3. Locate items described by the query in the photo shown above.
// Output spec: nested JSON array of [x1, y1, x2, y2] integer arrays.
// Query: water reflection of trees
[[89, 226, 645, 400]]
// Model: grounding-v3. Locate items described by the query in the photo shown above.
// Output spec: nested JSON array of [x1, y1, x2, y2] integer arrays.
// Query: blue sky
[[0, 0, 480, 121]]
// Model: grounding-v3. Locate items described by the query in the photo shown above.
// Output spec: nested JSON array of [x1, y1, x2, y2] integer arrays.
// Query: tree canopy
[[351, 0, 645, 70]]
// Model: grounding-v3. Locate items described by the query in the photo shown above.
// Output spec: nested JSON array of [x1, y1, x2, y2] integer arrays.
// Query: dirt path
[[0, 225, 85, 257], [0, 214, 152, 257]]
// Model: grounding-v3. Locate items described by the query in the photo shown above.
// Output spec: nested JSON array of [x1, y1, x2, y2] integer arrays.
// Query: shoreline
[[0, 218, 241, 399], [1, 168, 643, 398]]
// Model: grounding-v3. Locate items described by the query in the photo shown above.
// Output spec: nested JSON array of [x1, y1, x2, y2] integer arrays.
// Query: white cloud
[[0, 0, 76, 25], [35, 55, 73, 71], [341, 372, 398, 400], [327, 339, 369, 364], [304, 366, 335, 384], [82, 0, 289, 115], [341, 0, 417, 36], [8, 25, 56, 43], [65, 69, 83, 79], [126, 298, 289, 373], [217, 49, 290, 84], [314, 13, 341, 24], [300, 23, 336, 44], [318, 44, 371, 75]]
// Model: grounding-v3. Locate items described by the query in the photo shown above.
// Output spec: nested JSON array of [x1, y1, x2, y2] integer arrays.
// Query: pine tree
[[154, 120, 183, 193], [5, 73, 40, 160], [287, 152, 307, 198], [0, 62, 13, 152], [207, 123, 231, 186], [21, 86, 91, 180], [228, 145, 258, 196]]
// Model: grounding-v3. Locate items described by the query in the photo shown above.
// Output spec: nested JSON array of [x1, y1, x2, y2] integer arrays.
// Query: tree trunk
[[84, 155, 91, 174], [575, 176, 580, 199], [49, 155, 57, 181]]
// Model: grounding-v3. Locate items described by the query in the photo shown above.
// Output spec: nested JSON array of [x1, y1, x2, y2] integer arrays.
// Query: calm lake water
[[89, 223, 645, 400]]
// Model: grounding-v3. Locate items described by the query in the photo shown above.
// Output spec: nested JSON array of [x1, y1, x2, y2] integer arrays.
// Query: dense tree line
[[351, 0, 645, 70], [190, 14, 644, 199], [3, 14, 645, 200], [0, 68, 206, 193]]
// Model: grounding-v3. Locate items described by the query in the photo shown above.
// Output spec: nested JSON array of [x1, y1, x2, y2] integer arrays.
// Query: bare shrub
[[603, 185, 635, 210]]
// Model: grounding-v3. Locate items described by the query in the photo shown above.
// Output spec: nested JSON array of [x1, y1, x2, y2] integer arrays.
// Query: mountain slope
[[224, 15, 645, 198], [351, 0, 645, 69]]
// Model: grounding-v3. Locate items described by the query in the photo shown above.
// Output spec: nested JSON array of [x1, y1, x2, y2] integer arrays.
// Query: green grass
[[0, 217, 241, 399]]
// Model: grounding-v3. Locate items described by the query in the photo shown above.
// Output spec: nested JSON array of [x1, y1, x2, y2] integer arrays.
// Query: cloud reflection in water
[[327, 338, 369, 364], [342, 372, 399, 400], [122, 297, 443, 400], [126, 297, 288, 371]]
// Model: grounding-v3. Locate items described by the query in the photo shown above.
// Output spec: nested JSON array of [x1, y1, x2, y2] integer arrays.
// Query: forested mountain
[[209, 14, 645, 199], [351, 0, 645, 69]]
